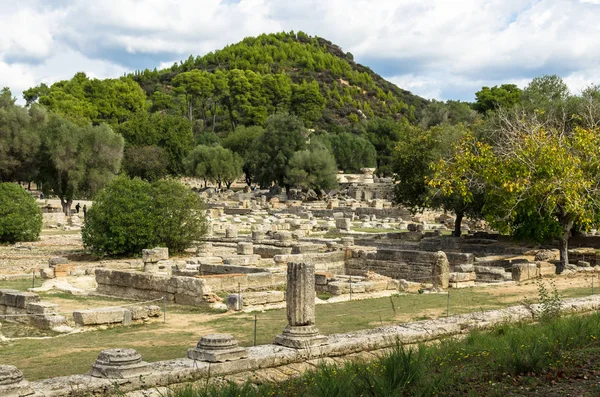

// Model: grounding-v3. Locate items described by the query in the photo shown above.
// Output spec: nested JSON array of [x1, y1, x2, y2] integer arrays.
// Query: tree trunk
[[453, 211, 464, 237], [60, 198, 73, 216], [557, 215, 574, 274]]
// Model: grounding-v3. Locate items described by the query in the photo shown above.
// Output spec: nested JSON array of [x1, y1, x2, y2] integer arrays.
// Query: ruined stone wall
[[274, 251, 347, 273], [345, 249, 442, 281], [95, 269, 207, 306]]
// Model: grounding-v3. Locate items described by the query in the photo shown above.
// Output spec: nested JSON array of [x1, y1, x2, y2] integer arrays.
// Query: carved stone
[[91, 348, 150, 378], [188, 333, 248, 362], [274, 262, 328, 349], [0, 365, 34, 397]]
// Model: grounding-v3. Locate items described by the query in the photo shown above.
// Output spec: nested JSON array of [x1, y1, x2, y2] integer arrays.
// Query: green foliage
[[123, 145, 169, 182], [250, 113, 307, 188], [393, 123, 482, 235], [473, 84, 522, 113], [431, 125, 600, 270], [82, 177, 207, 256], [30, 73, 146, 126], [115, 111, 194, 175], [184, 145, 243, 189], [365, 118, 403, 176], [222, 125, 265, 185], [285, 143, 338, 194], [129, 32, 426, 132], [0, 182, 42, 243], [0, 88, 47, 182], [314, 132, 376, 173], [38, 113, 124, 212], [536, 279, 562, 322]]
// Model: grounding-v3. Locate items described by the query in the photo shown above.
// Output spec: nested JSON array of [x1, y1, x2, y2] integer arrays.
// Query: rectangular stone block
[[142, 247, 169, 263], [512, 263, 539, 282], [5, 291, 41, 309], [54, 263, 75, 277], [537, 261, 556, 277], [26, 301, 59, 315], [73, 307, 127, 326]]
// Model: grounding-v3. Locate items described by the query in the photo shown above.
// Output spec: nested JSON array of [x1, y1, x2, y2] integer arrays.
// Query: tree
[[222, 125, 264, 185], [473, 84, 522, 114], [184, 145, 243, 189], [393, 123, 483, 236], [82, 177, 207, 256], [123, 145, 169, 181], [38, 114, 124, 214], [285, 143, 338, 197], [0, 182, 42, 243], [365, 118, 403, 177], [250, 113, 307, 190], [290, 80, 326, 127], [0, 88, 47, 182], [313, 132, 376, 173], [431, 125, 600, 272]]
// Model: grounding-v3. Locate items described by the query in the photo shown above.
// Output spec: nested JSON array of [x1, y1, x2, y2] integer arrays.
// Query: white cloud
[[1, 0, 600, 102]]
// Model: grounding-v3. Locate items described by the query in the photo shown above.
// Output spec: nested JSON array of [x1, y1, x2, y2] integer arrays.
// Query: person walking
[[75, 203, 81, 213], [82, 205, 87, 217]]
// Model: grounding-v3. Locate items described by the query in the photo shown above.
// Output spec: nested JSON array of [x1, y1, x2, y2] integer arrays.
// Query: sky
[[1, 0, 599, 103]]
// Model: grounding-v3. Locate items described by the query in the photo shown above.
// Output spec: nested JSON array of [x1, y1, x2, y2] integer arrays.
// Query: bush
[[0, 183, 42, 243], [82, 176, 207, 257]]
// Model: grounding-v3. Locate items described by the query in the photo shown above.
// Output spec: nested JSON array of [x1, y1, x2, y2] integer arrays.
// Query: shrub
[[0, 183, 42, 243], [82, 176, 207, 257]]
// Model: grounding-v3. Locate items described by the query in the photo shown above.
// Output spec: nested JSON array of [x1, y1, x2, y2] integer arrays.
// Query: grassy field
[[1, 281, 597, 380]]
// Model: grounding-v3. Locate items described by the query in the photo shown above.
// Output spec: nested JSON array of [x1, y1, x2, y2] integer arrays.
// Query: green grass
[[0, 278, 44, 291], [171, 313, 600, 396], [2, 285, 597, 381]]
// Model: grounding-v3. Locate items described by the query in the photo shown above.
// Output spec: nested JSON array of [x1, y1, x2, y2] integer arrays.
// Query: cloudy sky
[[1, 0, 599, 103]]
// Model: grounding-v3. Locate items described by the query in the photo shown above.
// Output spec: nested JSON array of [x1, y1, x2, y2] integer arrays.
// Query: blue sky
[[1, 0, 599, 103]]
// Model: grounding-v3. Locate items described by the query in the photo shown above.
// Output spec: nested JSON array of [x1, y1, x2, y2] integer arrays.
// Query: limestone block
[[314, 272, 330, 286], [0, 365, 34, 397], [534, 249, 559, 262], [432, 251, 449, 289], [512, 263, 539, 282], [7, 292, 40, 309], [453, 264, 475, 273], [237, 242, 254, 255], [537, 261, 557, 277], [0, 289, 20, 306], [73, 307, 127, 326], [91, 348, 150, 378], [40, 267, 55, 279], [26, 301, 59, 315], [333, 212, 345, 219], [341, 237, 355, 247], [226, 227, 239, 238], [243, 291, 285, 306], [226, 294, 243, 311], [53, 263, 75, 277], [449, 272, 476, 282], [188, 334, 248, 362], [30, 314, 67, 330], [142, 247, 169, 263], [336, 218, 351, 231], [48, 256, 69, 266]]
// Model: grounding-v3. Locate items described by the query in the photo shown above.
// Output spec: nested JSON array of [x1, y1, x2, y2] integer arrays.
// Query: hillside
[[130, 31, 428, 132]]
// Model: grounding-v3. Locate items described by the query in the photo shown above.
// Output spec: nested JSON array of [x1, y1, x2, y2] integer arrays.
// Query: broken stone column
[[188, 334, 248, 362], [226, 294, 243, 311], [0, 365, 34, 397], [143, 247, 169, 273], [274, 262, 328, 349], [237, 242, 253, 255], [432, 251, 450, 290], [336, 218, 351, 231], [226, 227, 238, 239], [91, 348, 150, 379]]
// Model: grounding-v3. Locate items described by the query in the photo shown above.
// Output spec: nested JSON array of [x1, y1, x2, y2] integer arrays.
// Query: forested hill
[[130, 31, 428, 131]]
